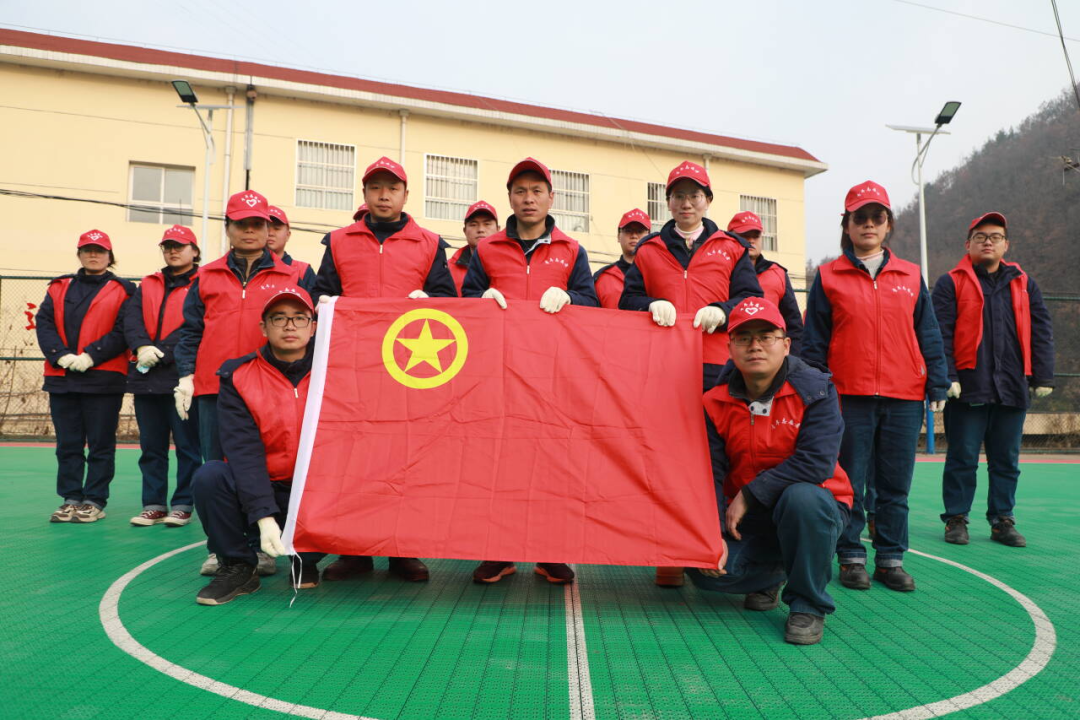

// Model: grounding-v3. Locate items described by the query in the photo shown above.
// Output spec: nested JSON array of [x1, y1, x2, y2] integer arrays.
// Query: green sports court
[[3, 445, 1077, 719]]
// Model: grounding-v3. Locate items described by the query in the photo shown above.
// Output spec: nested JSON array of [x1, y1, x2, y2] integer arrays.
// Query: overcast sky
[[5, 0, 1077, 264]]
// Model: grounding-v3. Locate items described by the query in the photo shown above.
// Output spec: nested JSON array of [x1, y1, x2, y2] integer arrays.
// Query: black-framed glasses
[[731, 334, 785, 347], [971, 232, 1006, 245], [267, 315, 312, 328], [851, 209, 889, 226]]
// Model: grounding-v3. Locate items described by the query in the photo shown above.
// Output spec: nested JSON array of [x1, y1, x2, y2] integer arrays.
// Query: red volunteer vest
[[328, 217, 441, 298], [947, 255, 1032, 375], [140, 270, 195, 342], [193, 254, 300, 396], [474, 227, 580, 300], [594, 264, 625, 310], [448, 246, 469, 296], [703, 382, 853, 508], [43, 277, 129, 377], [231, 351, 310, 482], [633, 231, 745, 365], [817, 253, 926, 400], [757, 262, 789, 308]]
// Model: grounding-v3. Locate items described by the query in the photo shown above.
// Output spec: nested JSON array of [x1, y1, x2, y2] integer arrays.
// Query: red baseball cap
[[353, 204, 369, 221], [844, 181, 891, 212], [226, 190, 271, 221], [363, 156, 408, 186], [262, 286, 314, 316], [506, 157, 552, 189], [268, 206, 290, 226], [666, 161, 711, 193], [727, 211, 763, 235], [727, 297, 786, 334], [464, 200, 498, 223], [618, 208, 651, 230], [160, 225, 198, 245], [77, 229, 112, 251], [968, 212, 1007, 232]]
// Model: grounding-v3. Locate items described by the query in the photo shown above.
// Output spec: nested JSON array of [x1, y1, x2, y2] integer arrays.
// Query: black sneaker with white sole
[[196, 562, 259, 605]]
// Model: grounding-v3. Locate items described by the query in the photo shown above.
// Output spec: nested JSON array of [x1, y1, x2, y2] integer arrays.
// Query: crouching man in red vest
[[192, 287, 324, 605], [689, 297, 853, 645]]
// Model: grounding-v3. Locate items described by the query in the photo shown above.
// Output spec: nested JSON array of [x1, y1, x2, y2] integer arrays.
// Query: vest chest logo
[[890, 284, 916, 299], [703, 248, 732, 261], [382, 308, 469, 390], [771, 417, 801, 430], [258, 281, 278, 292], [543, 257, 570, 269]]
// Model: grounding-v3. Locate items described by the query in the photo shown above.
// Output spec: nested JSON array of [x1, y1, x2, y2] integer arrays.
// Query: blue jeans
[[941, 401, 1025, 524], [48, 392, 124, 509], [134, 394, 202, 511], [836, 396, 924, 568], [197, 394, 222, 462], [688, 484, 848, 617]]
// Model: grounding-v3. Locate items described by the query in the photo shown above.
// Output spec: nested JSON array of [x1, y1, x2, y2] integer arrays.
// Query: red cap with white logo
[[262, 286, 314, 316], [844, 181, 891, 212], [727, 211, 763, 235], [226, 190, 271, 221], [268, 206, 289, 226], [464, 200, 498, 223], [353, 204, 369, 221], [363, 157, 408, 186], [666, 161, 712, 193], [160, 225, 198, 245], [727, 297, 787, 334], [618, 208, 651, 230], [968, 211, 1007, 232], [78, 229, 112, 250], [506, 157, 552, 189]]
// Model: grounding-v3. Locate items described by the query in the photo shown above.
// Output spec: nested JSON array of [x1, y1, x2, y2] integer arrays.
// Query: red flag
[[284, 298, 723, 568]]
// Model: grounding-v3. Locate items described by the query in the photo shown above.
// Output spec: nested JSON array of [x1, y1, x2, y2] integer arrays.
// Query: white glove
[[482, 287, 507, 310], [68, 352, 94, 373], [316, 294, 337, 314], [693, 306, 726, 334], [57, 354, 77, 370], [174, 375, 194, 420], [648, 300, 677, 327], [947, 382, 961, 399], [407, 289, 429, 299], [136, 345, 165, 369], [1033, 386, 1053, 399], [257, 516, 286, 557], [539, 287, 571, 314], [929, 399, 946, 413]]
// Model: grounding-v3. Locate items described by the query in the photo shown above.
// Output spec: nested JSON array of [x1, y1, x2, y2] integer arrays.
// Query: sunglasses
[[851, 209, 890, 226]]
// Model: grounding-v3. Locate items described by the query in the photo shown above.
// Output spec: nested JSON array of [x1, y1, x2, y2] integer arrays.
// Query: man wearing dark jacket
[[932, 212, 1054, 548], [593, 208, 650, 309], [689, 297, 853, 645]]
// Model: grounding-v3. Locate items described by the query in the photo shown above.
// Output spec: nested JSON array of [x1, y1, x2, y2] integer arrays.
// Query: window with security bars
[[295, 140, 355, 210], [128, 164, 194, 224], [739, 195, 778, 252], [551, 169, 590, 233], [647, 182, 671, 232], [425, 155, 478, 220]]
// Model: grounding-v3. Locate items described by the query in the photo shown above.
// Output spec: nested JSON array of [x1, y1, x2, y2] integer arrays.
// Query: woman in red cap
[[123, 225, 203, 528], [803, 181, 949, 592], [36, 230, 135, 524]]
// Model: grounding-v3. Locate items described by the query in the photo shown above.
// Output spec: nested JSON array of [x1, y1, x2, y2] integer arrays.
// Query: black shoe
[[472, 561, 517, 583], [744, 583, 782, 611], [944, 516, 970, 545], [321, 555, 375, 581], [196, 562, 259, 606], [873, 566, 916, 592], [991, 518, 1027, 547], [291, 558, 320, 589], [785, 612, 824, 645], [388, 557, 430, 582], [839, 563, 871, 590], [534, 562, 575, 584]]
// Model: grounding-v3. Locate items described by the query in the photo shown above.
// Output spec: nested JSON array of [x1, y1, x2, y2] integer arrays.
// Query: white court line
[[564, 569, 596, 720]]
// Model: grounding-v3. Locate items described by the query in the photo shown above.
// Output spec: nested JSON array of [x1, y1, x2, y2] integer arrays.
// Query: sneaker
[[991, 518, 1027, 547], [291, 558, 320, 589], [50, 504, 79, 523], [944, 516, 970, 545], [196, 562, 259, 606], [655, 566, 685, 588], [163, 510, 192, 527], [322, 555, 375, 581], [744, 583, 783, 611], [473, 561, 517, 584], [130, 509, 168, 526], [200, 553, 220, 576], [70, 504, 106, 523], [256, 552, 278, 576], [534, 562, 575, 584], [874, 566, 916, 592], [388, 557, 430, 582], [839, 563, 871, 590], [785, 612, 825, 645], [866, 514, 877, 540]]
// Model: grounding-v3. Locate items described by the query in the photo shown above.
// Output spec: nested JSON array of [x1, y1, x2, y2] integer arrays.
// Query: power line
[[1051, 0, 1080, 113], [891, 0, 1080, 42]]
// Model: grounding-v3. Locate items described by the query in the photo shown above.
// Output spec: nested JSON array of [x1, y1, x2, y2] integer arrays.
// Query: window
[[128, 164, 194, 224], [740, 195, 778, 252], [647, 182, 671, 232], [551, 169, 590, 233], [296, 140, 355, 210], [425, 154, 478, 220]]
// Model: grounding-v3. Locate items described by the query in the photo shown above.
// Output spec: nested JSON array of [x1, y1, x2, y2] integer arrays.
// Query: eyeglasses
[[731, 334, 785, 347], [971, 232, 1006, 245], [851, 209, 890, 226], [671, 192, 707, 204], [267, 315, 312, 328]]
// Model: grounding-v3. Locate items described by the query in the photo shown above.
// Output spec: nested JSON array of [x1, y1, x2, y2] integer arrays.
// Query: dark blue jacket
[[123, 266, 198, 395], [932, 260, 1054, 409], [802, 247, 950, 402], [281, 252, 318, 290], [36, 270, 135, 394], [755, 255, 805, 357], [216, 344, 313, 525]]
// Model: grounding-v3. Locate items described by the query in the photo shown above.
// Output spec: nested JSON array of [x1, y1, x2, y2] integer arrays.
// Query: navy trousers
[[941, 401, 1026, 523], [196, 394, 222, 462], [134, 394, 202, 511], [49, 392, 124, 509]]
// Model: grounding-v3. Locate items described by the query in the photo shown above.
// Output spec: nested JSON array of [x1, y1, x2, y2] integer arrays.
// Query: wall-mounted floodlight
[[172, 80, 199, 105]]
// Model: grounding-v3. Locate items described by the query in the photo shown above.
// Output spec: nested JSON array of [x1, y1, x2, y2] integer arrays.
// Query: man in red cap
[[593, 208, 650, 309], [461, 156, 598, 585], [448, 201, 499, 295], [932, 212, 1054, 548], [690, 297, 853, 645], [727, 211, 803, 354], [267, 206, 317, 290]]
